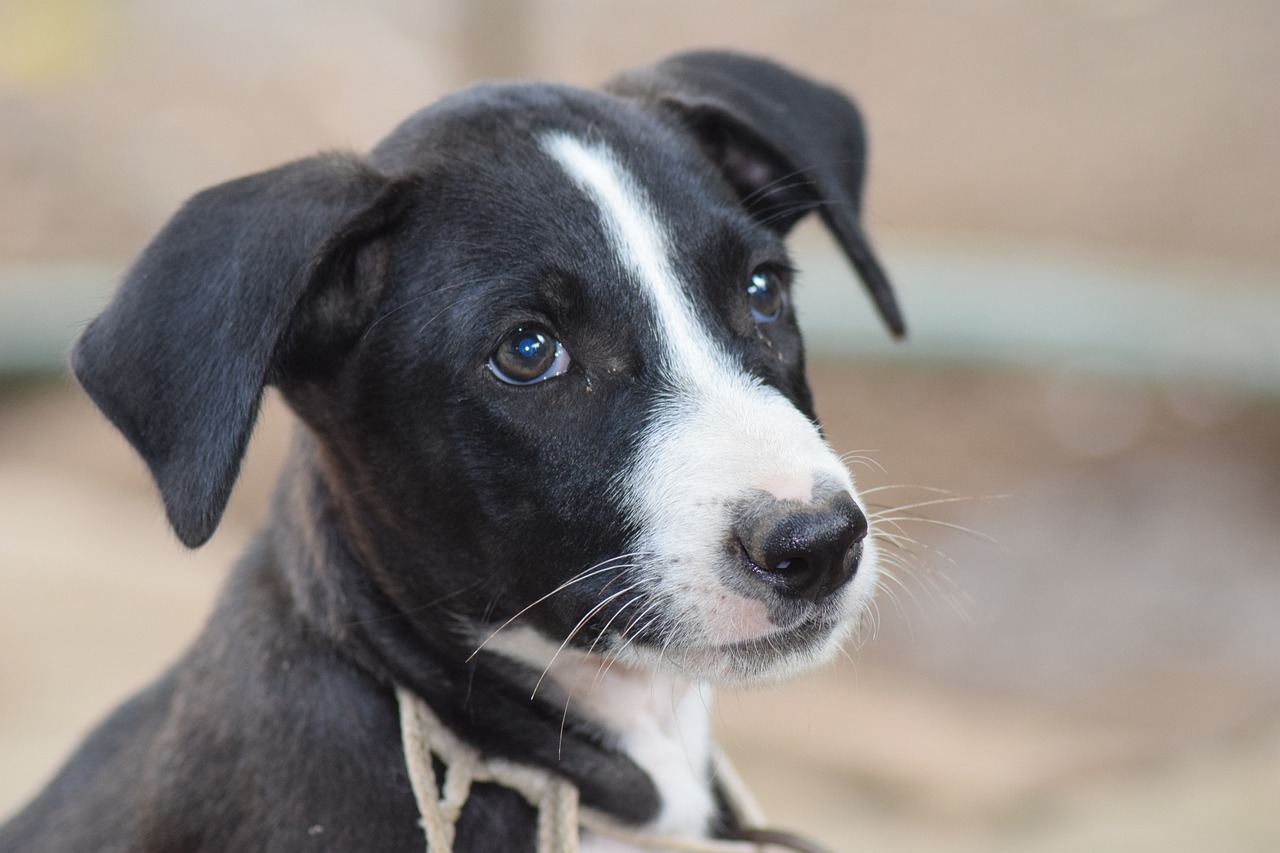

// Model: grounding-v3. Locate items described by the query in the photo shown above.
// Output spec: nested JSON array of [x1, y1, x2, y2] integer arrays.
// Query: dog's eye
[[488, 326, 571, 385], [747, 268, 786, 323]]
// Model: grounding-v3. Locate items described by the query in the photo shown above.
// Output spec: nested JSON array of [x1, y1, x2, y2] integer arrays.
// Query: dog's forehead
[[373, 82, 742, 233], [376, 83, 675, 167], [371, 82, 782, 344]]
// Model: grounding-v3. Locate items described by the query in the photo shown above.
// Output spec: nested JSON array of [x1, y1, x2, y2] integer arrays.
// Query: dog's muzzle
[[735, 488, 868, 602]]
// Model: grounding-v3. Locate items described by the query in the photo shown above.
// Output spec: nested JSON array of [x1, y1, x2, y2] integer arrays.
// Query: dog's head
[[72, 52, 902, 686]]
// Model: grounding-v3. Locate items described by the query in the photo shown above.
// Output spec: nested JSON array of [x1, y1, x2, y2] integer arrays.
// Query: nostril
[[771, 557, 806, 574]]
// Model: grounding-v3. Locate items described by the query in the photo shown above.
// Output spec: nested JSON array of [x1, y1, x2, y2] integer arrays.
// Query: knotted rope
[[395, 686, 830, 853]]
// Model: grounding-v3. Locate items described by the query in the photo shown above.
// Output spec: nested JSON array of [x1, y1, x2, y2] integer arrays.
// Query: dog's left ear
[[609, 51, 904, 338], [72, 154, 408, 548]]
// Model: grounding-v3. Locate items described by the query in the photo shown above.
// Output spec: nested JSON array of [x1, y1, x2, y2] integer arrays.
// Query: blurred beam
[[3, 248, 1278, 397], [0, 264, 117, 375], [792, 238, 1280, 396]]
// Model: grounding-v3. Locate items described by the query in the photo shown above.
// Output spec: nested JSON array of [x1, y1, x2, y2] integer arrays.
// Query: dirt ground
[[2, 361, 1277, 851]]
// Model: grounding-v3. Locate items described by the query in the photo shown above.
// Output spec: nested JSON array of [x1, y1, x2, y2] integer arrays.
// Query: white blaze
[[542, 133, 877, 676]]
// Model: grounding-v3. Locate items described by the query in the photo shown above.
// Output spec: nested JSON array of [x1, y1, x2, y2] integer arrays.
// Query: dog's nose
[[737, 490, 868, 601]]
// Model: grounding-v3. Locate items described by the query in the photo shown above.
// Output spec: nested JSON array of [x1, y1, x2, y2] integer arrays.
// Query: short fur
[[0, 51, 901, 852]]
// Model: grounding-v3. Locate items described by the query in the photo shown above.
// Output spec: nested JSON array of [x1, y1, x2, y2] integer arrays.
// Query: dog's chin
[[621, 611, 857, 687]]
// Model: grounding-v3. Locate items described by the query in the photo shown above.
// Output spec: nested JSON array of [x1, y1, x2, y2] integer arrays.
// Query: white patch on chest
[[484, 627, 717, 846], [576, 670, 716, 851]]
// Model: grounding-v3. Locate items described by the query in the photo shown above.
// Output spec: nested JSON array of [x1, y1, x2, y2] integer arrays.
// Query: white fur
[[542, 133, 879, 682], [500, 132, 880, 847], [485, 627, 717, 850]]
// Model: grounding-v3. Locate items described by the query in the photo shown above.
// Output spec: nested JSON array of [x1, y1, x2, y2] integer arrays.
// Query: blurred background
[[1, 1, 1277, 849]]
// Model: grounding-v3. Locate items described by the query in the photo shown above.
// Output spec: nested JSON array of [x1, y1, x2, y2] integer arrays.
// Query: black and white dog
[[0, 52, 904, 852]]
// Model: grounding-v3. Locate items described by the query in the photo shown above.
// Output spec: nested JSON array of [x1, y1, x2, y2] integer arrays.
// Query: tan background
[[2, 0, 1279, 268], [2, 1, 1278, 850]]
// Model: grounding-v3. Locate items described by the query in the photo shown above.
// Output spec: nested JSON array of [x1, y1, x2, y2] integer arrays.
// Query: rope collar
[[396, 686, 831, 853]]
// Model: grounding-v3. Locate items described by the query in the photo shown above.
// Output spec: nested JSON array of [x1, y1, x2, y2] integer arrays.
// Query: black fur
[[1, 51, 897, 851]]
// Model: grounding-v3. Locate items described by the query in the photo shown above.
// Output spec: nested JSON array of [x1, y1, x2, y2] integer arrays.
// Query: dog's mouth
[[713, 609, 841, 656], [605, 593, 860, 685], [662, 617, 853, 684], [564, 520, 878, 684]]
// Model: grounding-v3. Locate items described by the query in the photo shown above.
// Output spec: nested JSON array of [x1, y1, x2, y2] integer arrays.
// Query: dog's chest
[[579, 668, 717, 849], [487, 630, 718, 846]]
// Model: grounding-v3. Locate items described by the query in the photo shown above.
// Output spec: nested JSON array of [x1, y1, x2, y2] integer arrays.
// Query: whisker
[[412, 273, 551, 337], [739, 165, 822, 207], [870, 514, 1002, 546], [876, 542, 971, 624], [856, 481, 999, 636], [872, 528, 961, 573], [755, 194, 859, 229], [554, 591, 648, 754], [876, 560, 923, 607], [530, 583, 644, 700], [340, 576, 489, 628], [466, 554, 644, 660], [859, 483, 966, 497], [840, 453, 886, 474], [738, 158, 867, 209], [361, 277, 477, 342], [584, 593, 647, 663], [597, 601, 665, 682], [868, 494, 1005, 516], [869, 515, 914, 546], [870, 529, 919, 548]]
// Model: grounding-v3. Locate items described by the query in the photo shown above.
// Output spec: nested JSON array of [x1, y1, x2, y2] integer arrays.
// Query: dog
[[0, 51, 904, 852]]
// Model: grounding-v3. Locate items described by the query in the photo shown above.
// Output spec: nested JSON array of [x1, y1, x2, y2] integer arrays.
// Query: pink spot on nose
[[761, 477, 814, 504]]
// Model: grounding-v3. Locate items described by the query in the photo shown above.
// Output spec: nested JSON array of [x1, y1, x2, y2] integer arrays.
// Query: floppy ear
[[609, 51, 904, 338], [72, 154, 406, 548]]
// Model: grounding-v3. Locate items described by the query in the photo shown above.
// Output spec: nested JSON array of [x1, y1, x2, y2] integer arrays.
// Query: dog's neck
[[482, 627, 719, 839], [264, 432, 728, 834]]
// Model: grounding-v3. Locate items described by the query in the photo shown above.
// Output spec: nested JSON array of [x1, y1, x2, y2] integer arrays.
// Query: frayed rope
[[395, 686, 831, 853]]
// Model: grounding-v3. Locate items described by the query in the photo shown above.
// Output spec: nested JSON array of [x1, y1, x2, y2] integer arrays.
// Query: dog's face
[[71, 54, 903, 687], [332, 92, 879, 683]]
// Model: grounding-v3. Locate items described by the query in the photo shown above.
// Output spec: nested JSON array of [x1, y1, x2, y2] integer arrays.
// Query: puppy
[[0, 51, 904, 852]]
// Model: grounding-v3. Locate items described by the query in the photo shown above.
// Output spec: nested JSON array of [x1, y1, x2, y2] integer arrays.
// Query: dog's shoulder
[[0, 544, 426, 852], [0, 671, 179, 852]]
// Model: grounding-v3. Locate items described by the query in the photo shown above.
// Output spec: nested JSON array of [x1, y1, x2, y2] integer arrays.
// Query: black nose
[[737, 490, 868, 601]]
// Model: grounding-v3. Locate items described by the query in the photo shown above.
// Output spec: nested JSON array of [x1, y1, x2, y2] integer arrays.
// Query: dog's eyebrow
[[540, 132, 733, 389]]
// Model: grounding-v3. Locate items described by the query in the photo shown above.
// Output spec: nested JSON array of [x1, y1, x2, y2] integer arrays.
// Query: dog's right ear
[[72, 154, 408, 548]]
